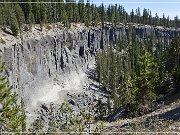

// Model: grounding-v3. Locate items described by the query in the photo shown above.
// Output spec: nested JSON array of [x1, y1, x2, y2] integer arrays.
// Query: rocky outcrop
[[0, 27, 109, 108]]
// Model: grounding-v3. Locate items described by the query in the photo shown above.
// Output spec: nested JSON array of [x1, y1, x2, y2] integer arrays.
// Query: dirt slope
[[92, 95, 180, 133]]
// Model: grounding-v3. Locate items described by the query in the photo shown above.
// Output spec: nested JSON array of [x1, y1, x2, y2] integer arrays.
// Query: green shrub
[[0, 38, 6, 44], [0, 63, 26, 132]]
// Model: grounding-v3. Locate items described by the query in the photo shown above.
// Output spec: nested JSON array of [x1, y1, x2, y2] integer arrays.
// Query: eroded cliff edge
[[0, 24, 179, 111], [0, 25, 108, 108]]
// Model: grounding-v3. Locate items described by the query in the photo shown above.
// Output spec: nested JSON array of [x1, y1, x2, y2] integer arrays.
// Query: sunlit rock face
[[0, 27, 110, 108], [0, 25, 179, 109]]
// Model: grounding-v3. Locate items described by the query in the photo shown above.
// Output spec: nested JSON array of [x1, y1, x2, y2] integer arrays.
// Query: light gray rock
[[0, 103, 2, 110]]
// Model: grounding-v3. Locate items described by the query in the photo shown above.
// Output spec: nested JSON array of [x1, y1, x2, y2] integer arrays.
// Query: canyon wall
[[0, 25, 179, 109]]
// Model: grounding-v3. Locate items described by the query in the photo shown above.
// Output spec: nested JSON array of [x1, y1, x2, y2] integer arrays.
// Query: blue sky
[[92, 0, 180, 19]]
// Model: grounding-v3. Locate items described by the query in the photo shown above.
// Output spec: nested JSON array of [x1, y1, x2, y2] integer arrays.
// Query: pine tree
[[165, 36, 180, 82], [135, 50, 159, 106], [136, 7, 141, 24], [107, 5, 111, 24], [59, 0, 65, 23], [162, 13, 166, 27], [130, 9, 134, 23], [14, 4, 25, 34], [148, 11, 152, 25], [0, 3, 7, 26], [5, 2, 12, 26], [111, 5, 115, 25], [74, 3, 80, 23], [65, 0, 74, 23], [95, 53, 102, 83], [32, 0, 41, 24], [62, 8, 69, 27], [85, 0, 92, 26], [166, 16, 170, 28], [52, 0, 58, 23], [143, 8, 149, 24], [109, 44, 116, 92], [114, 4, 118, 26], [123, 9, 127, 25], [78, 0, 85, 23], [40, 3, 48, 24], [120, 75, 138, 112], [118, 5, 123, 23], [20, 0, 33, 24], [155, 13, 159, 26], [100, 3, 105, 27], [10, 13, 19, 36], [0, 63, 26, 132], [174, 15, 179, 28], [93, 5, 100, 27]]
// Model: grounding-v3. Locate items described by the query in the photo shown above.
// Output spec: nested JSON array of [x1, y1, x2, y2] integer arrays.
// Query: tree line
[[0, 0, 180, 36]]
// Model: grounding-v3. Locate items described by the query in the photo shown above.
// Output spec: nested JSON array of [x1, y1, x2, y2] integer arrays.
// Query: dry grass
[[93, 99, 180, 133], [130, 115, 174, 132], [93, 116, 179, 133]]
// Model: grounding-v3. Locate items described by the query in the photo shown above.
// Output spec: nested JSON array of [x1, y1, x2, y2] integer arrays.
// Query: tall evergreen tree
[[84, 0, 92, 26], [10, 13, 19, 36], [148, 11, 152, 25], [40, 3, 48, 24], [65, 0, 75, 23], [111, 5, 116, 25], [107, 5, 111, 24], [174, 15, 179, 28], [100, 3, 105, 27], [154, 13, 159, 26], [0, 3, 8, 26], [14, 4, 25, 34], [135, 50, 159, 105], [0, 64, 26, 132], [142, 8, 149, 24], [166, 16, 170, 28], [136, 7, 141, 24], [130, 9, 134, 23], [162, 13, 166, 27], [93, 5, 100, 26], [32, 0, 41, 24], [114, 4, 118, 26], [58, 0, 65, 23], [62, 7, 69, 27], [20, 0, 33, 24], [74, 3, 80, 23], [78, 0, 85, 23]]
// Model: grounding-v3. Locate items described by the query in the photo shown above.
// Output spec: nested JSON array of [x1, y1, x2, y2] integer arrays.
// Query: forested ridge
[[0, 0, 180, 36], [95, 26, 180, 119]]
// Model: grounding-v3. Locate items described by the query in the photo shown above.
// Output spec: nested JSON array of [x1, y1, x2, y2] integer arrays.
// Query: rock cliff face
[[0, 25, 179, 110], [0, 26, 109, 109]]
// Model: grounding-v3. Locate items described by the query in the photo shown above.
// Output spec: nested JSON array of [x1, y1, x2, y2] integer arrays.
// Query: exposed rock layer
[[0, 25, 179, 109]]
